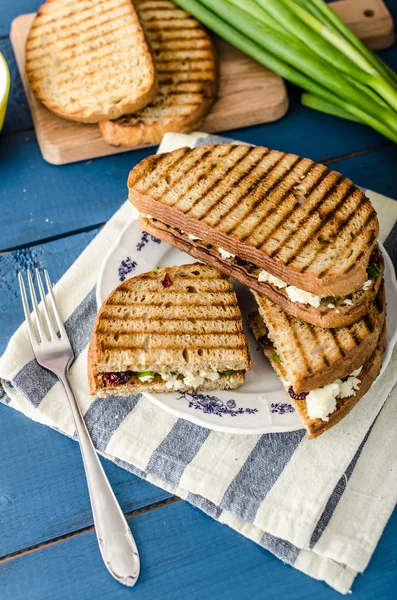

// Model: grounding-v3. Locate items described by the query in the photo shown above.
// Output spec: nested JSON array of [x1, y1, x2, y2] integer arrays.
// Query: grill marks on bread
[[253, 283, 385, 392], [249, 311, 385, 438], [90, 264, 251, 374], [128, 145, 378, 293], [99, 0, 217, 146], [26, 0, 157, 122]]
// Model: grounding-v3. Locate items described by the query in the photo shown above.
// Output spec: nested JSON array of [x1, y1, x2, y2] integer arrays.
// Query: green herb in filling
[[273, 353, 282, 363], [367, 263, 381, 277], [221, 370, 235, 376], [137, 371, 155, 379]]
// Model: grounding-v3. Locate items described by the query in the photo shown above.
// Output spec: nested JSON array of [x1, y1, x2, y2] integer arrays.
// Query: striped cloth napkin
[[1, 133, 397, 594]]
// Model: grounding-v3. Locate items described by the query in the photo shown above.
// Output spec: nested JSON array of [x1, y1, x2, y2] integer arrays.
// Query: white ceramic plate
[[96, 217, 397, 435]]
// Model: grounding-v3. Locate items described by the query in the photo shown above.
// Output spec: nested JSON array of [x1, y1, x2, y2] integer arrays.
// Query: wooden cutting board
[[10, 0, 394, 165]]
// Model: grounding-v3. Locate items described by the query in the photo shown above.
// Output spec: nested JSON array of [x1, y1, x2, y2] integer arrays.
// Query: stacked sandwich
[[26, 0, 217, 146], [126, 143, 386, 438]]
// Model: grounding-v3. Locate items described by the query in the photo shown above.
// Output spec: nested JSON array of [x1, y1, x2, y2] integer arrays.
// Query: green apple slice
[[0, 53, 10, 131]]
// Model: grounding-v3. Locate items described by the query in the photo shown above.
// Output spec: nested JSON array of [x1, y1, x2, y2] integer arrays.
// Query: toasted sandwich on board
[[26, 0, 157, 122], [100, 0, 217, 146], [249, 282, 386, 438], [88, 264, 252, 397], [127, 144, 381, 329]]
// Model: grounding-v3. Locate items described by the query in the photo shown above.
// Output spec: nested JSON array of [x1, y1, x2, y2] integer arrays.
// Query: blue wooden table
[[1, 2, 397, 598]]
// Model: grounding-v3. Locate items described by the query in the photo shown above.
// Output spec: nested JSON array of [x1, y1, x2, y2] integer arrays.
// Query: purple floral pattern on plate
[[136, 231, 161, 251], [118, 257, 137, 282], [178, 392, 258, 417], [270, 403, 295, 415]]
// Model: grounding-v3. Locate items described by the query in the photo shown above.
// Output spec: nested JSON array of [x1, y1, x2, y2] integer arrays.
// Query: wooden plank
[[0, 403, 172, 558], [331, 0, 395, 49], [0, 500, 396, 600], [10, 14, 288, 165], [1, 126, 397, 253], [0, 230, 172, 558]]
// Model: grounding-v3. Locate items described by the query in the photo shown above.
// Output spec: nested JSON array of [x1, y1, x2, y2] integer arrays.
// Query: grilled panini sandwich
[[100, 0, 217, 146], [88, 264, 252, 397], [127, 144, 380, 328], [26, 0, 157, 122], [249, 282, 386, 438]]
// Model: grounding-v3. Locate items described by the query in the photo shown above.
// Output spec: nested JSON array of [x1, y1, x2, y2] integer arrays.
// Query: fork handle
[[59, 369, 140, 587]]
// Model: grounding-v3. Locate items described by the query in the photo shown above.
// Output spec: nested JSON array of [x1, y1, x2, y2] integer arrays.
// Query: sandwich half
[[88, 264, 252, 397], [249, 283, 386, 438], [127, 144, 380, 328], [100, 0, 217, 146]]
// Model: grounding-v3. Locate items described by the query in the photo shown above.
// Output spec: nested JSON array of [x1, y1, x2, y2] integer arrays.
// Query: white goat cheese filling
[[218, 247, 235, 260], [305, 367, 362, 422], [362, 279, 372, 291], [138, 375, 154, 383], [188, 234, 202, 241], [258, 269, 322, 308], [160, 370, 221, 390]]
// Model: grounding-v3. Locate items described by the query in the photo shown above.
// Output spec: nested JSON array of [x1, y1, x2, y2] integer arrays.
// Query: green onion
[[273, 353, 282, 363], [255, 0, 375, 85], [137, 371, 155, 379], [367, 264, 381, 278], [298, 0, 397, 89], [221, 370, 235, 376], [301, 93, 363, 123], [173, 0, 397, 142]]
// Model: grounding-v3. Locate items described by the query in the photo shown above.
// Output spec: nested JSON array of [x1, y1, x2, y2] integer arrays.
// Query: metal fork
[[19, 269, 140, 587]]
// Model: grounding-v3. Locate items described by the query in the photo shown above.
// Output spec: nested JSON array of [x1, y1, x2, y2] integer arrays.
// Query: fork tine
[[36, 269, 57, 341], [44, 270, 67, 338], [18, 273, 39, 346], [27, 270, 47, 343]]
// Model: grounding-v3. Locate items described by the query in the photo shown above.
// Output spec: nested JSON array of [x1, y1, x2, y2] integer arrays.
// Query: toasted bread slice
[[100, 0, 217, 146], [26, 0, 157, 122], [141, 218, 384, 328], [251, 282, 385, 393], [128, 145, 379, 296], [88, 263, 252, 395], [249, 311, 385, 438]]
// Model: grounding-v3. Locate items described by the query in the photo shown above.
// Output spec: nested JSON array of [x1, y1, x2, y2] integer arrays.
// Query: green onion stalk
[[297, 0, 397, 87], [172, 0, 397, 142], [301, 94, 363, 124]]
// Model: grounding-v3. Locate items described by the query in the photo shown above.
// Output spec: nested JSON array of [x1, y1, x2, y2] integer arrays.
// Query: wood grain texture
[[10, 14, 288, 165], [0, 500, 396, 600], [331, 0, 395, 49]]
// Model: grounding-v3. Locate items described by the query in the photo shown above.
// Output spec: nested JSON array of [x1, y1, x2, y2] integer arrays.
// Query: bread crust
[[99, 98, 214, 146], [128, 145, 379, 297], [26, 0, 157, 123], [141, 219, 383, 328]]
